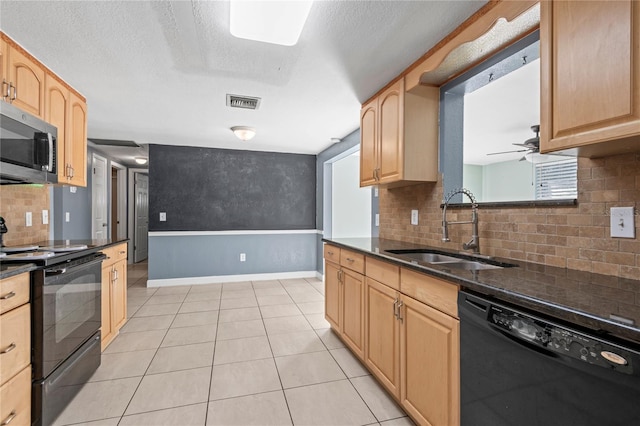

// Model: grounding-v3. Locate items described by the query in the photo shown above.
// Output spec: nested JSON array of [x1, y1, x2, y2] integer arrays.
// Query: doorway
[[91, 153, 108, 239], [133, 172, 148, 263], [110, 162, 127, 241]]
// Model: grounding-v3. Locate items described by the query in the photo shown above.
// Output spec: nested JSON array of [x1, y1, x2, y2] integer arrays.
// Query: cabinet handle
[[2, 79, 9, 100], [397, 301, 404, 323], [337, 269, 343, 283], [393, 298, 398, 319], [345, 257, 355, 263], [1, 410, 16, 426], [327, 251, 334, 255], [0, 291, 16, 300], [119, 250, 126, 255], [0, 342, 16, 354], [9, 83, 16, 101]]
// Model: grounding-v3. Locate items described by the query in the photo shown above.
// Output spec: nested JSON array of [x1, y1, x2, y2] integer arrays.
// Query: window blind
[[535, 159, 578, 200]]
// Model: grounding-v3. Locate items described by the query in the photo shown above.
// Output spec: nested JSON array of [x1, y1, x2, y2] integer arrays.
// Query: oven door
[[32, 253, 105, 379]]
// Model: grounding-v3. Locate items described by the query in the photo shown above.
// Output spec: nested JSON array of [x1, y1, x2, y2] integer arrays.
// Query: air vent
[[89, 139, 140, 147], [226, 94, 261, 110]]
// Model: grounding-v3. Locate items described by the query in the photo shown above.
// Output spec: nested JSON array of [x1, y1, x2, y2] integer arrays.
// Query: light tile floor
[[53, 261, 413, 426]]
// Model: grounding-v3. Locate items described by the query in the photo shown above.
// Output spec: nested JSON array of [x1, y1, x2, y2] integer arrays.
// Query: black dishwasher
[[459, 290, 640, 426]]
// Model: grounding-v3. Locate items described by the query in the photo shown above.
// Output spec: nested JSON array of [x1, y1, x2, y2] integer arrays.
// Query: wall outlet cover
[[25, 212, 32, 227], [610, 207, 635, 238], [159, 212, 167, 222], [240, 253, 246, 262], [42, 210, 49, 225], [411, 210, 419, 225]]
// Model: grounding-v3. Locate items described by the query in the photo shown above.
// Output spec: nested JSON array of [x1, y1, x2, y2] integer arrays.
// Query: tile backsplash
[[0, 185, 50, 246], [379, 153, 640, 279]]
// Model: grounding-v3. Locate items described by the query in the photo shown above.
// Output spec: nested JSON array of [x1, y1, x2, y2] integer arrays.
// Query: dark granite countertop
[[0, 239, 128, 278], [0, 262, 37, 279], [324, 237, 640, 346]]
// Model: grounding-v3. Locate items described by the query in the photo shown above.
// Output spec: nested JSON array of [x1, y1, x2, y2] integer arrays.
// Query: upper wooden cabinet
[[5, 43, 45, 119], [3, 31, 88, 187], [68, 91, 88, 187], [360, 78, 439, 187], [540, 0, 640, 156]]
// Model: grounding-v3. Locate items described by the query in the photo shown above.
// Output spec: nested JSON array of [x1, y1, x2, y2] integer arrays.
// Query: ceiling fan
[[487, 125, 540, 161]]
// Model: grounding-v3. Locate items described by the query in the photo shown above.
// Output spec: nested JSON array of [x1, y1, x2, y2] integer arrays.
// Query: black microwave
[[0, 102, 57, 184]]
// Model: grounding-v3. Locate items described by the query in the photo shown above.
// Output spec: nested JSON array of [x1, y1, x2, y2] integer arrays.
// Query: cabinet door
[[68, 91, 87, 187], [45, 75, 69, 182], [400, 295, 460, 426], [324, 261, 341, 330], [341, 268, 365, 359], [0, 40, 7, 100], [100, 266, 114, 351], [541, 0, 640, 153], [360, 99, 378, 186], [7, 46, 45, 118], [365, 278, 400, 398], [378, 79, 404, 184], [112, 259, 128, 332]]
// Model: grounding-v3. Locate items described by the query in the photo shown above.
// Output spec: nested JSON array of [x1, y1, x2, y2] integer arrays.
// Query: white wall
[[331, 153, 371, 238]]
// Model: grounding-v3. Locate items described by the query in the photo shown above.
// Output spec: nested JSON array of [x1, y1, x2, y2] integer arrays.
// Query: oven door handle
[[44, 254, 106, 277]]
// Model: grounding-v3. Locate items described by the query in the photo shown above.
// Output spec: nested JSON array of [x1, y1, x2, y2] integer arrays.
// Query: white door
[[91, 154, 108, 239], [134, 173, 149, 262]]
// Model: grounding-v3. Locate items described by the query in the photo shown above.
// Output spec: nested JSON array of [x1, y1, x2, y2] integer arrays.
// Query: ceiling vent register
[[226, 94, 261, 110]]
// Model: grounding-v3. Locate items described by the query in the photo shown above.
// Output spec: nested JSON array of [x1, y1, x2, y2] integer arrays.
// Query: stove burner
[[3, 251, 56, 260], [39, 244, 89, 252], [1, 244, 40, 253]]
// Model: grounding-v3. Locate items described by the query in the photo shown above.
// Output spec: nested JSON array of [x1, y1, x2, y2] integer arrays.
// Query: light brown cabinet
[[3, 31, 88, 187], [101, 243, 128, 351], [541, 0, 640, 157], [360, 77, 439, 188], [323, 245, 365, 359], [4, 43, 45, 118], [0, 272, 31, 426], [326, 244, 461, 426]]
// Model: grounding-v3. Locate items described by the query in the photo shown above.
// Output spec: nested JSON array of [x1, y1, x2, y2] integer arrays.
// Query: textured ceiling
[[0, 0, 486, 156]]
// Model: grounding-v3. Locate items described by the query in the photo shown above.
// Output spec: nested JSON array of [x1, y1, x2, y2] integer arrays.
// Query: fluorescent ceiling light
[[230, 0, 313, 46]]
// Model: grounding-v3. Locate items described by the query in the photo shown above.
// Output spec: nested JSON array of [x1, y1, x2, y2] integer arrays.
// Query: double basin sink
[[385, 249, 518, 271]]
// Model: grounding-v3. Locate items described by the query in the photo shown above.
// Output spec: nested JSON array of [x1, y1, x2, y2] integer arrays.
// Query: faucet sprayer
[[442, 188, 480, 254]]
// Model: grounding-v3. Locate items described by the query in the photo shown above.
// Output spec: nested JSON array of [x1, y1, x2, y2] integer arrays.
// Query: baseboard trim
[[147, 270, 320, 287]]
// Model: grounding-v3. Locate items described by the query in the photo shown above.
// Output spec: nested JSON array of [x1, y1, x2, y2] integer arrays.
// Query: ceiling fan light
[[231, 126, 256, 141]]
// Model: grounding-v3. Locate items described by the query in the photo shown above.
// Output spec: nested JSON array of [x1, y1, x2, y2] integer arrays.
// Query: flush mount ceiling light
[[231, 126, 256, 141], [230, 0, 313, 46], [134, 157, 148, 165]]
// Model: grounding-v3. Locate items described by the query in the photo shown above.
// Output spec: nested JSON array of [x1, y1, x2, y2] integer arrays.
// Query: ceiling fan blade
[[487, 149, 529, 156]]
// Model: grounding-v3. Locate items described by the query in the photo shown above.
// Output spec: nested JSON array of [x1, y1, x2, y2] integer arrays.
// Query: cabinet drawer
[[366, 257, 400, 290], [340, 249, 365, 274], [0, 273, 29, 315], [0, 304, 30, 386], [101, 243, 127, 267], [324, 244, 341, 264], [0, 365, 31, 426], [400, 268, 459, 318]]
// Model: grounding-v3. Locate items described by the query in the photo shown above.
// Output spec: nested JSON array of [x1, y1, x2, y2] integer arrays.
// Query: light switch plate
[[375, 214, 380, 227], [25, 212, 32, 227], [42, 210, 49, 225], [159, 212, 167, 222], [411, 210, 419, 225], [610, 207, 635, 238]]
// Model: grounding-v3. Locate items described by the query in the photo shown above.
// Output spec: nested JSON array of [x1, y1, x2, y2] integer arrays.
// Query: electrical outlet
[[159, 212, 167, 222], [69, 186, 77, 193], [65, 212, 70, 222], [42, 210, 49, 225], [411, 210, 419, 225], [375, 213, 380, 227], [240, 253, 246, 262], [25, 212, 32, 227], [374, 187, 379, 197], [610, 207, 635, 238]]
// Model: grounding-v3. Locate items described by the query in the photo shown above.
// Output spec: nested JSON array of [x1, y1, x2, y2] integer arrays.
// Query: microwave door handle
[[47, 133, 54, 172]]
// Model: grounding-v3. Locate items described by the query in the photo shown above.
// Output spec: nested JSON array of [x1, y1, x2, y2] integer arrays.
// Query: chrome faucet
[[442, 188, 480, 254]]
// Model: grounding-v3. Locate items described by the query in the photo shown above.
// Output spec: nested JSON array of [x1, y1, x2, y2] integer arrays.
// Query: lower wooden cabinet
[[101, 243, 128, 350], [0, 272, 31, 426], [365, 277, 401, 399], [400, 294, 460, 426], [324, 259, 365, 359], [325, 243, 461, 426]]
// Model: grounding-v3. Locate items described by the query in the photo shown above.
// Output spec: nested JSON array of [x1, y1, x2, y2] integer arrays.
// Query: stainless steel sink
[[395, 252, 461, 264], [385, 249, 517, 270]]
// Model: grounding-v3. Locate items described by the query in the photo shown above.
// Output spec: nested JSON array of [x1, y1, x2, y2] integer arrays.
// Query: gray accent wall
[[147, 144, 318, 281], [149, 233, 316, 280]]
